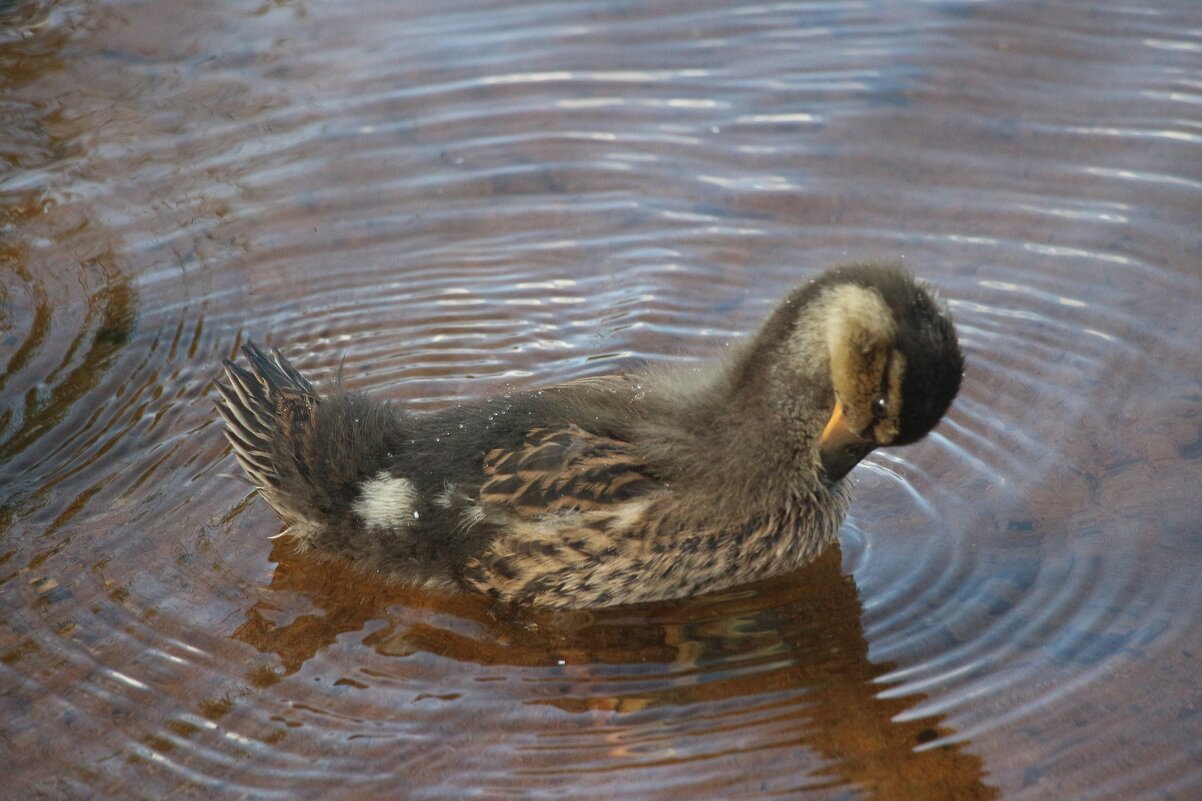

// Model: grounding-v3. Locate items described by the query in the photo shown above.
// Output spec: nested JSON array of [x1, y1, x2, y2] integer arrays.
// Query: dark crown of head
[[824, 264, 964, 445]]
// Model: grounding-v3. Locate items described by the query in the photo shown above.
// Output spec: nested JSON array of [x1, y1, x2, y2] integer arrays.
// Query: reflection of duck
[[217, 264, 962, 608], [232, 543, 997, 800]]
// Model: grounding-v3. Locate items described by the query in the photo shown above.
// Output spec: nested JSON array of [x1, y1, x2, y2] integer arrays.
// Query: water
[[3, 0, 1202, 798]]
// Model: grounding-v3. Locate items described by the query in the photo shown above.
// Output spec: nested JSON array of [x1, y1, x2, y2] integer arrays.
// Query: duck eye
[[871, 396, 888, 420]]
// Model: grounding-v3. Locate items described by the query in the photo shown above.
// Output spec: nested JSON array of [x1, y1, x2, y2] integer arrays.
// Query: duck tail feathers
[[216, 341, 319, 526]]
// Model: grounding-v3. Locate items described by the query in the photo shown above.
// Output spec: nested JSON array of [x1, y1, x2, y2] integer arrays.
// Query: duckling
[[216, 263, 963, 608]]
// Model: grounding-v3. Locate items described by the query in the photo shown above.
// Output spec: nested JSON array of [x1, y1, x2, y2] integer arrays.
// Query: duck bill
[[819, 401, 876, 483]]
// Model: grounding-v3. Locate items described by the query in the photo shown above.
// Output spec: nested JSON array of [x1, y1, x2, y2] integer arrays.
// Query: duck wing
[[479, 424, 659, 516]]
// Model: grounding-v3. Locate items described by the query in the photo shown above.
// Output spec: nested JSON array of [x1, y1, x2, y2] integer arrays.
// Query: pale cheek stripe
[[883, 349, 907, 443]]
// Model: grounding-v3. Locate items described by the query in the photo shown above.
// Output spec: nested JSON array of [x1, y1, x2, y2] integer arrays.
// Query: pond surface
[[3, 0, 1202, 798]]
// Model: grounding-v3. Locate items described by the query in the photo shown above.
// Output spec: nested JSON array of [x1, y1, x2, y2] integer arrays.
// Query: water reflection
[[234, 544, 997, 800], [1, 258, 135, 459]]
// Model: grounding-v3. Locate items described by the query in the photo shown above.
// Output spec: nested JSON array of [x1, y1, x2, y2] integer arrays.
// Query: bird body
[[217, 264, 963, 608]]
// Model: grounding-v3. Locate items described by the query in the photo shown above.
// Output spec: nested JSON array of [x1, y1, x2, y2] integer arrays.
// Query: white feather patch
[[352, 471, 419, 530]]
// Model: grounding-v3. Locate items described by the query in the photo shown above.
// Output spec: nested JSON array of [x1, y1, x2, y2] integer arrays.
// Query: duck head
[[803, 264, 964, 481]]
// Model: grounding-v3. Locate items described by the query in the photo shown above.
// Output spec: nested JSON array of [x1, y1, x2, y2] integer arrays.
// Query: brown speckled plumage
[[216, 264, 963, 608]]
